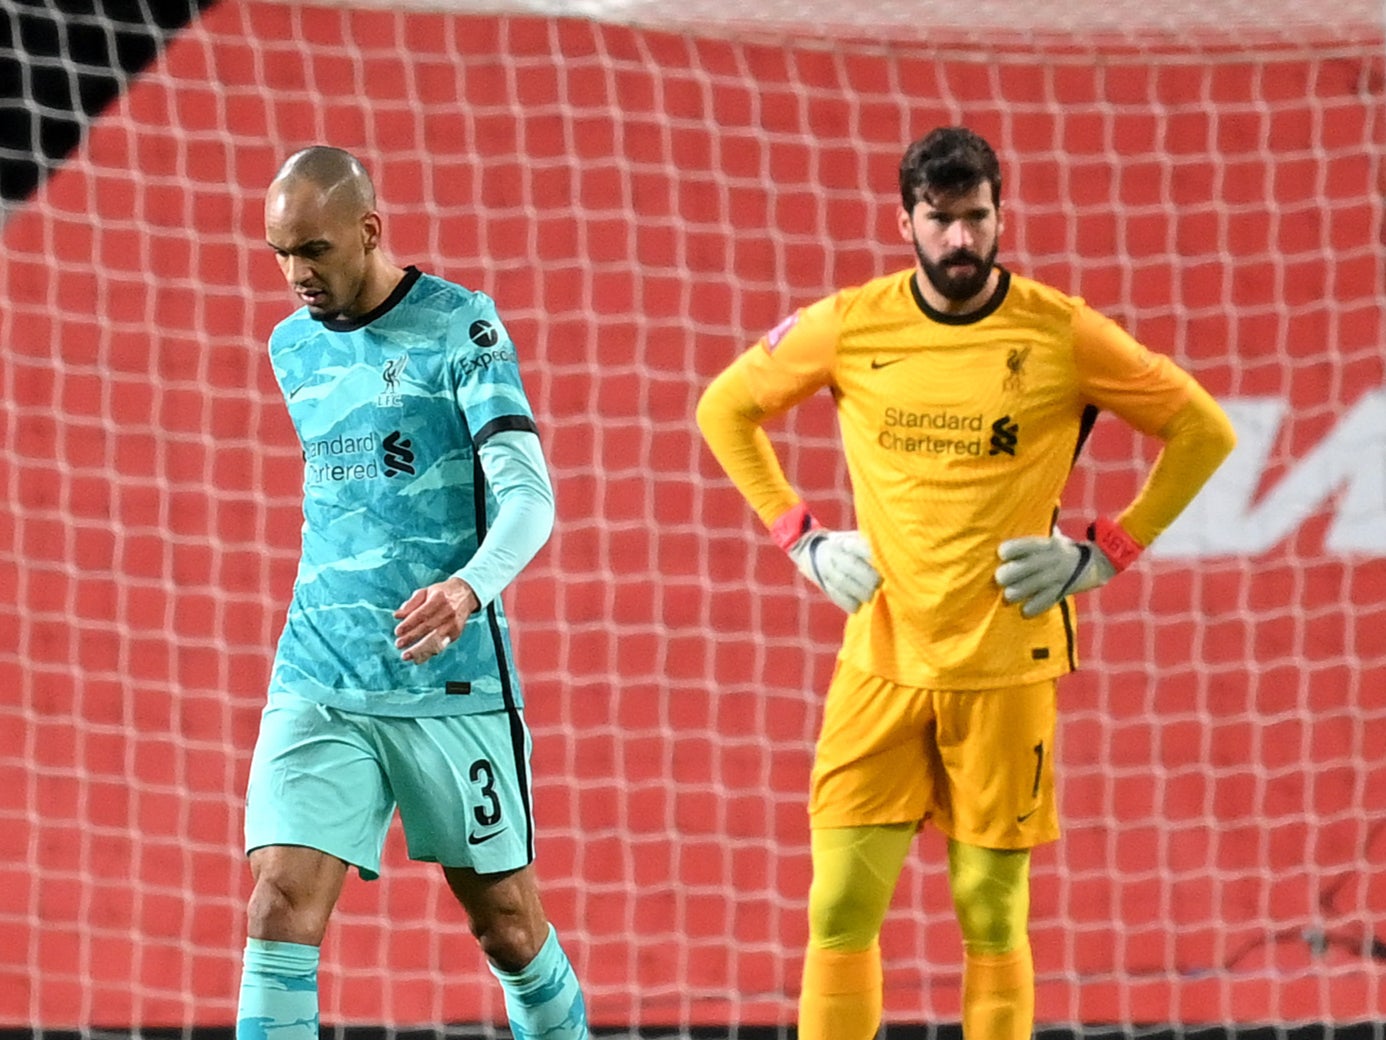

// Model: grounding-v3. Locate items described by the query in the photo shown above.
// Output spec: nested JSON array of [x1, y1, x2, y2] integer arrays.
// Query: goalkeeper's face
[[265, 183, 379, 322], [899, 182, 1002, 308]]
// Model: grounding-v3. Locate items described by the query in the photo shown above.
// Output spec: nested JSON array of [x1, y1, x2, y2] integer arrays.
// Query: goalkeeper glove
[[771, 503, 881, 614], [995, 517, 1143, 619]]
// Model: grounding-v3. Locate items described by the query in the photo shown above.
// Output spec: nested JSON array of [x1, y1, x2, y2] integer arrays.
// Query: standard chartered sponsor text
[[305, 432, 376, 459], [305, 432, 377, 482], [880, 407, 984, 455]]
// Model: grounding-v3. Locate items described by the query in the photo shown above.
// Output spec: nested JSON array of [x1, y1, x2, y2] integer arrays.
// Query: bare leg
[[247, 844, 349, 946], [445, 864, 588, 1039], [237, 845, 349, 1039]]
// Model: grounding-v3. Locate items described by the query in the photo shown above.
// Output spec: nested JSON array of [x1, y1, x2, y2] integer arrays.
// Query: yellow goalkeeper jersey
[[726, 267, 1194, 689]]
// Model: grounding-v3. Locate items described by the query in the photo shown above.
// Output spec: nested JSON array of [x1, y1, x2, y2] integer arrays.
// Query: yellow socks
[[799, 823, 915, 1040], [798, 830, 1035, 1040], [962, 943, 1035, 1040], [948, 840, 1035, 1040], [800, 943, 884, 1040]]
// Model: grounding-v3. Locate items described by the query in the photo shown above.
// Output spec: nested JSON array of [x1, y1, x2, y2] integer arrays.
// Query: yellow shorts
[[808, 657, 1060, 849]]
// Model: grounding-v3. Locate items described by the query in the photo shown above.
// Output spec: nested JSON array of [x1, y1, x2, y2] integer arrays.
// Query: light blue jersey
[[266, 267, 541, 716]]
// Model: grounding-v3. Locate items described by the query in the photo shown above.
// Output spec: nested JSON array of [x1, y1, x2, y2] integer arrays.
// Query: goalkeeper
[[695, 125, 1235, 1040], [237, 147, 587, 1039]]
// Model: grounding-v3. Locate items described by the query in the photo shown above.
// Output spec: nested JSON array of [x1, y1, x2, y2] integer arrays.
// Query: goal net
[[2, 0, 1383, 1033]]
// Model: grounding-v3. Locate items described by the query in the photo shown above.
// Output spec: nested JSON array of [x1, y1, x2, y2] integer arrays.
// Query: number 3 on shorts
[[470, 758, 503, 827]]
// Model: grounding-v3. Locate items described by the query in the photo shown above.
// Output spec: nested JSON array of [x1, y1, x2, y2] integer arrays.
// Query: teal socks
[[235, 928, 585, 1038], [236, 937, 319, 1040], [488, 925, 589, 1039]]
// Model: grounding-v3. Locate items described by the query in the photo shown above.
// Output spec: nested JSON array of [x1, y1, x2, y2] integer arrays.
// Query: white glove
[[787, 528, 882, 614], [995, 532, 1117, 619]]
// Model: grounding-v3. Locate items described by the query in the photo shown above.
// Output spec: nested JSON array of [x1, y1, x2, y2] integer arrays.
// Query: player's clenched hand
[[994, 533, 1117, 619], [787, 529, 882, 614], [393, 576, 479, 665]]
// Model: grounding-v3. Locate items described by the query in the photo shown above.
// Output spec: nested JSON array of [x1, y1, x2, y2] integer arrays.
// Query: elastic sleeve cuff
[[770, 502, 820, 552], [1088, 516, 1144, 572]]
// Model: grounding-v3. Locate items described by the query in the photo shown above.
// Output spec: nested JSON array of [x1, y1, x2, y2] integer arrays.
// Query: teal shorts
[[244, 692, 534, 879]]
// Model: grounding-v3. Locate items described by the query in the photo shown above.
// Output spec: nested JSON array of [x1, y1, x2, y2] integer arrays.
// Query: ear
[[362, 211, 383, 252], [995, 200, 1005, 238], [897, 205, 914, 244]]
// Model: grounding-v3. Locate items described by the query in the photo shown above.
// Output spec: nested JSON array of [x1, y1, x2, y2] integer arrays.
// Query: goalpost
[[1, 0, 1383, 1033]]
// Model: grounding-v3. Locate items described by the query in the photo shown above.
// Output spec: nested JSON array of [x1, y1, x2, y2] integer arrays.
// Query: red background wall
[[1, 4, 1383, 1029]]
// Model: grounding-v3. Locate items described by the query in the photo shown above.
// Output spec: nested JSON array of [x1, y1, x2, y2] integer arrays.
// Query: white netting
[[309, 0, 1383, 38], [1, 0, 1383, 1033]]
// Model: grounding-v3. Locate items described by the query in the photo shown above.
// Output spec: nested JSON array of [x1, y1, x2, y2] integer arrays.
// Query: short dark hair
[[274, 145, 377, 213], [899, 127, 1001, 212]]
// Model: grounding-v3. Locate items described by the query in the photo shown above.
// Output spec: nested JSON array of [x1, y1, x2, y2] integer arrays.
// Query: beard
[[915, 237, 999, 303]]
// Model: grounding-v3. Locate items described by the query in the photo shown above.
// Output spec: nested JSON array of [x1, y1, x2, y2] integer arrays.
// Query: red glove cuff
[[770, 502, 821, 552], [1088, 517, 1144, 572]]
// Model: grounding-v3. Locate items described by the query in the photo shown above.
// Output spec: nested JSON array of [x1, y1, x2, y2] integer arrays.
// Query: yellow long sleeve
[[694, 356, 801, 529], [1117, 379, 1237, 546]]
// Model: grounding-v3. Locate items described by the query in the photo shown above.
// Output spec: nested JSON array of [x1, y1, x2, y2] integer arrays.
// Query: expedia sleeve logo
[[469, 319, 499, 347], [459, 347, 517, 378]]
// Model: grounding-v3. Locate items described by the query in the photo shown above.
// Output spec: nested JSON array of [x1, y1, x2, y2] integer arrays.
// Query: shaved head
[[265, 146, 400, 323], [269, 145, 376, 216]]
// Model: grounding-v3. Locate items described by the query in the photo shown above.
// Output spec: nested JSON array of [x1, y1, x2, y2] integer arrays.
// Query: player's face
[[899, 182, 1002, 307], [265, 184, 379, 322]]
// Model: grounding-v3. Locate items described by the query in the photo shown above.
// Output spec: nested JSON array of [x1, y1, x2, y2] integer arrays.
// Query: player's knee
[[806, 825, 909, 951], [953, 890, 1019, 953], [948, 844, 1029, 955], [246, 872, 332, 945], [473, 910, 547, 973], [807, 878, 886, 951], [449, 866, 549, 971]]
